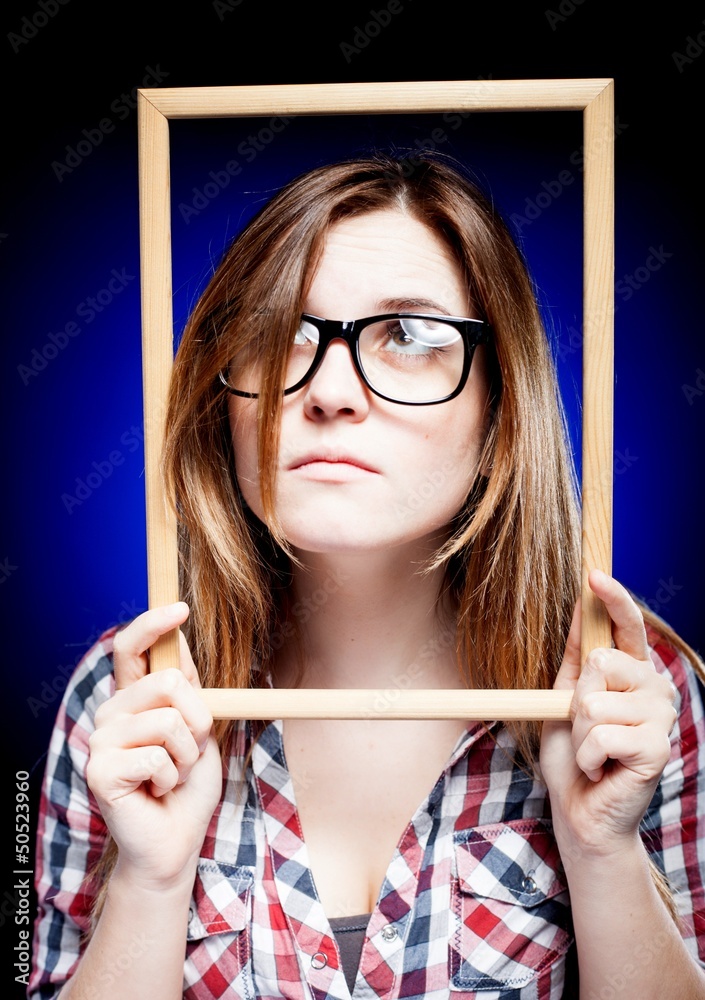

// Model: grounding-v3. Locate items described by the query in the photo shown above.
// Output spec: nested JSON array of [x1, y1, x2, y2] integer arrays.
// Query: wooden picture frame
[[138, 79, 614, 721]]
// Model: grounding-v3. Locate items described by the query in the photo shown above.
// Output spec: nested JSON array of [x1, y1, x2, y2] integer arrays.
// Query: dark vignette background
[[1, 1, 703, 994]]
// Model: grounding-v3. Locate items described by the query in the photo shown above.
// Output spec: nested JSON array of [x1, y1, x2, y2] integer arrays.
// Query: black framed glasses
[[219, 312, 492, 406]]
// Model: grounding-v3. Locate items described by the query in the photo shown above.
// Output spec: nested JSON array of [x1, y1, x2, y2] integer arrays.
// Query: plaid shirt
[[30, 624, 705, 1000]]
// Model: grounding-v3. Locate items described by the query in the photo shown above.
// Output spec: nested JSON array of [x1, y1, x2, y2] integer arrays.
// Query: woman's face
[[229, 207, 491, 558]]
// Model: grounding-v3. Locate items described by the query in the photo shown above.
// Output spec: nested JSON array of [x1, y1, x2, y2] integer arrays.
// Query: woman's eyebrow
[[377, 296, 452, 315]]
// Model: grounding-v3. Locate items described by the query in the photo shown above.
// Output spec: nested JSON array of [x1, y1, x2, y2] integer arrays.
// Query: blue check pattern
[[29, 625, 705, 999]]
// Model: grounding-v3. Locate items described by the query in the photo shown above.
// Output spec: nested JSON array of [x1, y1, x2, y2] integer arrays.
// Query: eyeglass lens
[[225, 315, 467, 403]]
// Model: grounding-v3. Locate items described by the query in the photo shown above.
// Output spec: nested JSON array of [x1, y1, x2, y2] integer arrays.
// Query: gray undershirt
[[329, 913, 371, 994]]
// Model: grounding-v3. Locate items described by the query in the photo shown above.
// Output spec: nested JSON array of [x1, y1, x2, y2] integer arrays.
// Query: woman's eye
[[386, 320, 429, 352], [388, 324, 416, 348], [385, 318, 459, 353]]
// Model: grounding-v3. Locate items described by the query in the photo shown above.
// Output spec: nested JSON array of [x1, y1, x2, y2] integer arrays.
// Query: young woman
[[29, 154, 705, 999]]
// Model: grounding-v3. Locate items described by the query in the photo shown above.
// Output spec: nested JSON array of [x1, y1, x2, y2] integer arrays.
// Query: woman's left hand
[[540, 569, 678, 855]]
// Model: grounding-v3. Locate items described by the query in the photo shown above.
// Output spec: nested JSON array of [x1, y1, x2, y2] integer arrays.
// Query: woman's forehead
[[306, 208, 470, 317]]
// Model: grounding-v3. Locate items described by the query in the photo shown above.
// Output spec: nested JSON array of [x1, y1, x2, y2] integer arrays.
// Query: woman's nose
[[302, 339, 371, 421]]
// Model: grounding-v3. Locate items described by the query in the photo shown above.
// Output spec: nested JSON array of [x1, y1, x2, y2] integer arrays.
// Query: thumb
[[112, 602, 190, 690], [553, 597, 581, 691]]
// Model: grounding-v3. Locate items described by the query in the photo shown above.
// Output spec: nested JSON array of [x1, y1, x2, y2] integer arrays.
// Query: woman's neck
[[272, 544, 465, 691]]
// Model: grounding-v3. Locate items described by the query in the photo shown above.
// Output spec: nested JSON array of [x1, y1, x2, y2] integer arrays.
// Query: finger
[[571, 687, 678, 755], [575, 722, 673, 783], [112, 603, 190, 689], [91, 706, 203, 784], [123, 745, 182, 799], [96, 669, 214, 752], [578, 646, 661, 696], [588, 570, 649, 661], [87, 744, 180, 800], [553, 597, 582, 690]]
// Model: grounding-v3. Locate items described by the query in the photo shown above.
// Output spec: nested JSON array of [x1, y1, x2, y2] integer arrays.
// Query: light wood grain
[[138, 92, 180, 671], [581, 81, 615, 661], [137, 79, 611, 118], [138, 79, 615, 716], [198, 687, 574, 720]]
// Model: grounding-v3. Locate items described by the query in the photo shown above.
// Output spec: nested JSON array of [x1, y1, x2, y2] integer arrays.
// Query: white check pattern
[[29, 624, 705, 999]]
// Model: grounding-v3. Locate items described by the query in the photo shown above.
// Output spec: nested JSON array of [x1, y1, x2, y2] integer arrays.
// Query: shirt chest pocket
[[450, 820, 572, 994], [184, 860, 255, 999]]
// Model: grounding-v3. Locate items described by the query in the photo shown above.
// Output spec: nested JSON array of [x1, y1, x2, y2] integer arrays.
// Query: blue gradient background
[[6, 111, 701, 751], [1, 3, 703, 990]]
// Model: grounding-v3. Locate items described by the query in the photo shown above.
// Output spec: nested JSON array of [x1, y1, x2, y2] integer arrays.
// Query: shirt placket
[[251, 719, 497, 1000], [354, 824, 425, 998], [357, 722, 495, 999], [253, 721, 348, 999]]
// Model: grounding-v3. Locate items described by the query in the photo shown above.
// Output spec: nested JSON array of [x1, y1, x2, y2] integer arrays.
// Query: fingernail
[[164, 601, 188, 617]]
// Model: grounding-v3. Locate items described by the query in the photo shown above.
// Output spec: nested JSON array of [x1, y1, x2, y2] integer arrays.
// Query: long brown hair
[[91, 152, 702, 924], [164, 151, 584, 757]]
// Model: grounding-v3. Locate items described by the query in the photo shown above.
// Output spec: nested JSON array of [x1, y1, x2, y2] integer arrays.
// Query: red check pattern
[[29, 624, 705, 999]]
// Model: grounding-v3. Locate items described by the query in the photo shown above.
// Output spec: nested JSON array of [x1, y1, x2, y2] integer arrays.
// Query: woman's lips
[[289, 454, 379, 479]]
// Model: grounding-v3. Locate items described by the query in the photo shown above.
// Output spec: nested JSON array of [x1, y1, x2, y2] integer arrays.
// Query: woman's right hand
[[86, 602, 223, 888]]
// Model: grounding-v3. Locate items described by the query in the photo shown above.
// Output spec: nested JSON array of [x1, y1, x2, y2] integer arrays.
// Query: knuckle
[[587, 725, 610, 753], [660, 676, 678, 703], [111, 629, 128, 657], [87, 728, 103, 753], [574, 744, 595, 773], [584, 648, 609, 677], [159, 706, 200, 765], [143, 744, 170, 774], [577, 691, 602, 724], [86, 731, 106, 766], [162, 706, 190, 744], [646, 673, 678, 708], [159, 667, 187, 697]]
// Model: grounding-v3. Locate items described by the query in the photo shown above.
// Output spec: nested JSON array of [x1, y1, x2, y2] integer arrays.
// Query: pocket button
[[521, 872, 538, 895]]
